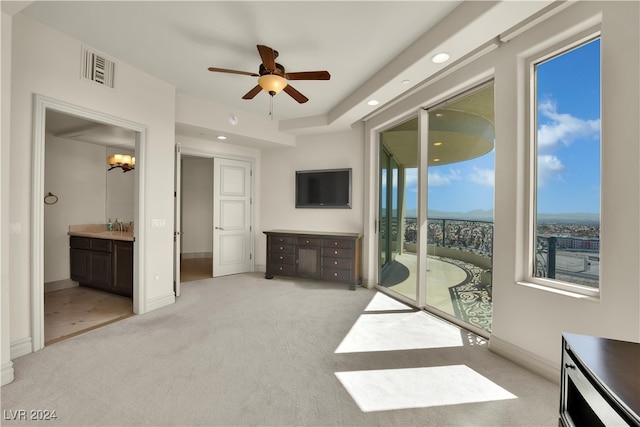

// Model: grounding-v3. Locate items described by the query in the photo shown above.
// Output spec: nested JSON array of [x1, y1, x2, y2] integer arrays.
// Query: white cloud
[[428, 168, 461, 186], [537, 98, 600, 152], [537, 154, 564, 187], [469, 167, 494, 187]]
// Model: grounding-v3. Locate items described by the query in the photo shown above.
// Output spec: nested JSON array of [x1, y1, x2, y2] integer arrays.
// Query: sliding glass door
[[425, 85, 495, 333], [376, 84, 494, 333], [378, 118, 418, 301]]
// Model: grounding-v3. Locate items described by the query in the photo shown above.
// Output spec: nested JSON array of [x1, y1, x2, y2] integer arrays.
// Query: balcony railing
[[426, 218, 493, 258], [535, 236, 557, 279]]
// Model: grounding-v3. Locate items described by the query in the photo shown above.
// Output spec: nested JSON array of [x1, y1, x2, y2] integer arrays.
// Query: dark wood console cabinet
[[560, 333, 639, 426], [70, 236, 133, 298], [264, 230, 362, 290]]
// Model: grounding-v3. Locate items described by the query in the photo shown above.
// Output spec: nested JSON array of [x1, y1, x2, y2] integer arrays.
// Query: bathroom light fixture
[[431, 52, 450, 64], [367, 99, 380, 106], [107, 154, 135, 172]]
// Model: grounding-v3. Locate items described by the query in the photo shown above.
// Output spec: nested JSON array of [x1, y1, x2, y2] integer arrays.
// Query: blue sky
[[403, 38, 600, 215]]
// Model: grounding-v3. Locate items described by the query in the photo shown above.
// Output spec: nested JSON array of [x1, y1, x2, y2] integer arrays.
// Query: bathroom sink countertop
[[68, 224, 134, 242]]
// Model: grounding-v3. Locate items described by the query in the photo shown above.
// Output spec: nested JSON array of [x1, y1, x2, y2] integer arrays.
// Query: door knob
[[215, 227, 224, 230]]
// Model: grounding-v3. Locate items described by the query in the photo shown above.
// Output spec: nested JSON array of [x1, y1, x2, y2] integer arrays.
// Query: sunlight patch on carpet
[[335, 365, 517, 412], [335, 311, 463, 353], [364, 292, 413, 312]]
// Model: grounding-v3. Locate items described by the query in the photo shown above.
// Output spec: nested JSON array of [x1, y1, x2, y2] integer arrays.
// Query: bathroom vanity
[[68, 225, 134, 298]]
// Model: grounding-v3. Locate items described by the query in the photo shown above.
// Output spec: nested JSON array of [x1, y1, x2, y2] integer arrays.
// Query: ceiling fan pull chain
[[269, 94, 274, 120]]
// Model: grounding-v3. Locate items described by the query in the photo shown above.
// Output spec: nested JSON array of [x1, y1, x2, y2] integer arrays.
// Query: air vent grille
[[81, 47, 115, 88]]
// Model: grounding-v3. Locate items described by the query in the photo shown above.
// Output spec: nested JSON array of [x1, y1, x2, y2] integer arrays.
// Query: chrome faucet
[[114, 219, 124, 232]]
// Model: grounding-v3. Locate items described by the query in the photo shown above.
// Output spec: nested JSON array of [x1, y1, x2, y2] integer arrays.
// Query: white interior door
[[173, 143, 182, 296], [213, 157, 252, 277]]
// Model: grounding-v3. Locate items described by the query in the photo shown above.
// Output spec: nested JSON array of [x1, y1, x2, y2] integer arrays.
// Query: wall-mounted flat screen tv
[[295, 168, 352, 209]]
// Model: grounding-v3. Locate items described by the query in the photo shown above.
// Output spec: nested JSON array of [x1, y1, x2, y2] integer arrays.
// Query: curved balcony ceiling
[[382, 86, 494, 168]]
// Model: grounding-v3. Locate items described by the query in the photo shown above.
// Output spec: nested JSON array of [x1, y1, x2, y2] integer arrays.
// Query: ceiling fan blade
[[242, 85, 263, 100], [208, 67, 258, 77], [257, 45, 276, 71], [283, 84, 309, 104], [286, 71, 331, 81]]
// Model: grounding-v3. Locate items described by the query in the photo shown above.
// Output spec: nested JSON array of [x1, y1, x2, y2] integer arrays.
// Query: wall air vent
[[81, 46, 115, 88]]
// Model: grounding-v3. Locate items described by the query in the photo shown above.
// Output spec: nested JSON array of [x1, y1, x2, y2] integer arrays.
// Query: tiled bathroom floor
[[44, 286, 133, 345]]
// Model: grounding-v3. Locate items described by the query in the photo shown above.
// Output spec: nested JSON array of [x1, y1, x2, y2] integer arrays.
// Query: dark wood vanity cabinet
[[264, 230, 362, 290], [70, 236, 133, 297]]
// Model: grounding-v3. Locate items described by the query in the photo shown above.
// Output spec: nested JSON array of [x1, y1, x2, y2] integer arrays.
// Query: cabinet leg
[[349, 284, 356, 291], [265, 274, 274, 280]]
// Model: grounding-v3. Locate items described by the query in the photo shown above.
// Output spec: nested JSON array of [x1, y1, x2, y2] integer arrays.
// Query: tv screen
[[295, 168, 352, 209]]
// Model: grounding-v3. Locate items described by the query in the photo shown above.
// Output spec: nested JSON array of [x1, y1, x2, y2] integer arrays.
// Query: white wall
[[181, 156, 213, 255], [1, 10, 14, 386], [258, 125, 365, 270], [364, 1, 640, 377], [8, 13, 176, 354]]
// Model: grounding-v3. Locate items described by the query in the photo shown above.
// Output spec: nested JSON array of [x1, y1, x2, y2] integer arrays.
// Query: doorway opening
[[180, 155, 214, 283], [33, 95, 145, 351], [174, 145, 254, 292]]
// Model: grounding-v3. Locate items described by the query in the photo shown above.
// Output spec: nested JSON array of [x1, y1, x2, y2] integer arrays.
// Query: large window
[[531, 36, 601, 293]]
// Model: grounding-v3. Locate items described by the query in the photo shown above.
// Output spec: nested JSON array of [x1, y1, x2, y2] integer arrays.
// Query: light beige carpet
[[2, 273, 559, 426]]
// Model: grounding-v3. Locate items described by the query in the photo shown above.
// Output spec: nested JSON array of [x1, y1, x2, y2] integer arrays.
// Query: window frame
[[524, 28, 602, 298]]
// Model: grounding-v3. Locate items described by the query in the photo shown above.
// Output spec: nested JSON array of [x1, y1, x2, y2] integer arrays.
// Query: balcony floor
[[381, 252, 492, 332]]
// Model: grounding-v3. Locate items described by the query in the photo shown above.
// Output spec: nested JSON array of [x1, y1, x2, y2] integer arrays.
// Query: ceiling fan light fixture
[[258, 74, 287, 95]]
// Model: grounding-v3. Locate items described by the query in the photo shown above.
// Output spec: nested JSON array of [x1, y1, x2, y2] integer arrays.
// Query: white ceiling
[[6, 1, 556, 144]]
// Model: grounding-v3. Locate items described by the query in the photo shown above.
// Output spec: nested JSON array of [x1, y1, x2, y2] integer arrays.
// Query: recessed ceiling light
[[401, 79, 411, 85], [217, 135, 227, 140], [431, 52, 450, 64], [367, 100, 380, 106], [434, 142, 443, 146], [435, 113, 444, 117], [433, 158, 441, 162]]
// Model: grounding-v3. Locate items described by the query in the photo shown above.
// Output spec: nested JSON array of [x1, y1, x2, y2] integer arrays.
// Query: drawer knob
[[334, 242, 338, 246], [334, 272, 338, 277], [334, 261, 338, 265], [279, 267, 283, 271], [279, 256, 283, 260], [334, 250, 338, 255], [280, 246, 283, 250], [306, 240, 310, 243]]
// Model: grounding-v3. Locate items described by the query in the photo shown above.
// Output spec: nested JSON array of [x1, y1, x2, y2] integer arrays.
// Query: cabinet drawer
[[322, 267, 353, 283], [268, 263, 296, 277], [322, 247, 353, 259], [323, 257, 352, 270], [270, 235, 295, 245], [90, 238, 112, 252], [323, 238, 354, 249], [296, 237, 322, 247], [270, 253, 295, 264], [270, 244, 294, 254], [70, 236, 91, 249]]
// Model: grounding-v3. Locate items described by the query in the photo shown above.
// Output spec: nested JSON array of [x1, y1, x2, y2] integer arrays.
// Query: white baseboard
[[145, 293, 175, 313], [181, 252, 212, 259], [1, 361, 14, 386], [488, 335, 560, 384], [45, 278, 78, 292], [256, 264, 266, 273], [10, 337, 33, 360]]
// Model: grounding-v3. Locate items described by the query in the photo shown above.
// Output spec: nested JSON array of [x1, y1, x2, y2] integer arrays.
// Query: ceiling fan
[[208, 45, 330, 104]]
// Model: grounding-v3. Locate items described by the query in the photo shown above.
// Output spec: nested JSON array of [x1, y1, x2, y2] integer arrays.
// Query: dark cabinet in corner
[[264, 230, 362, 290], [70, 236, 133, 298]]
